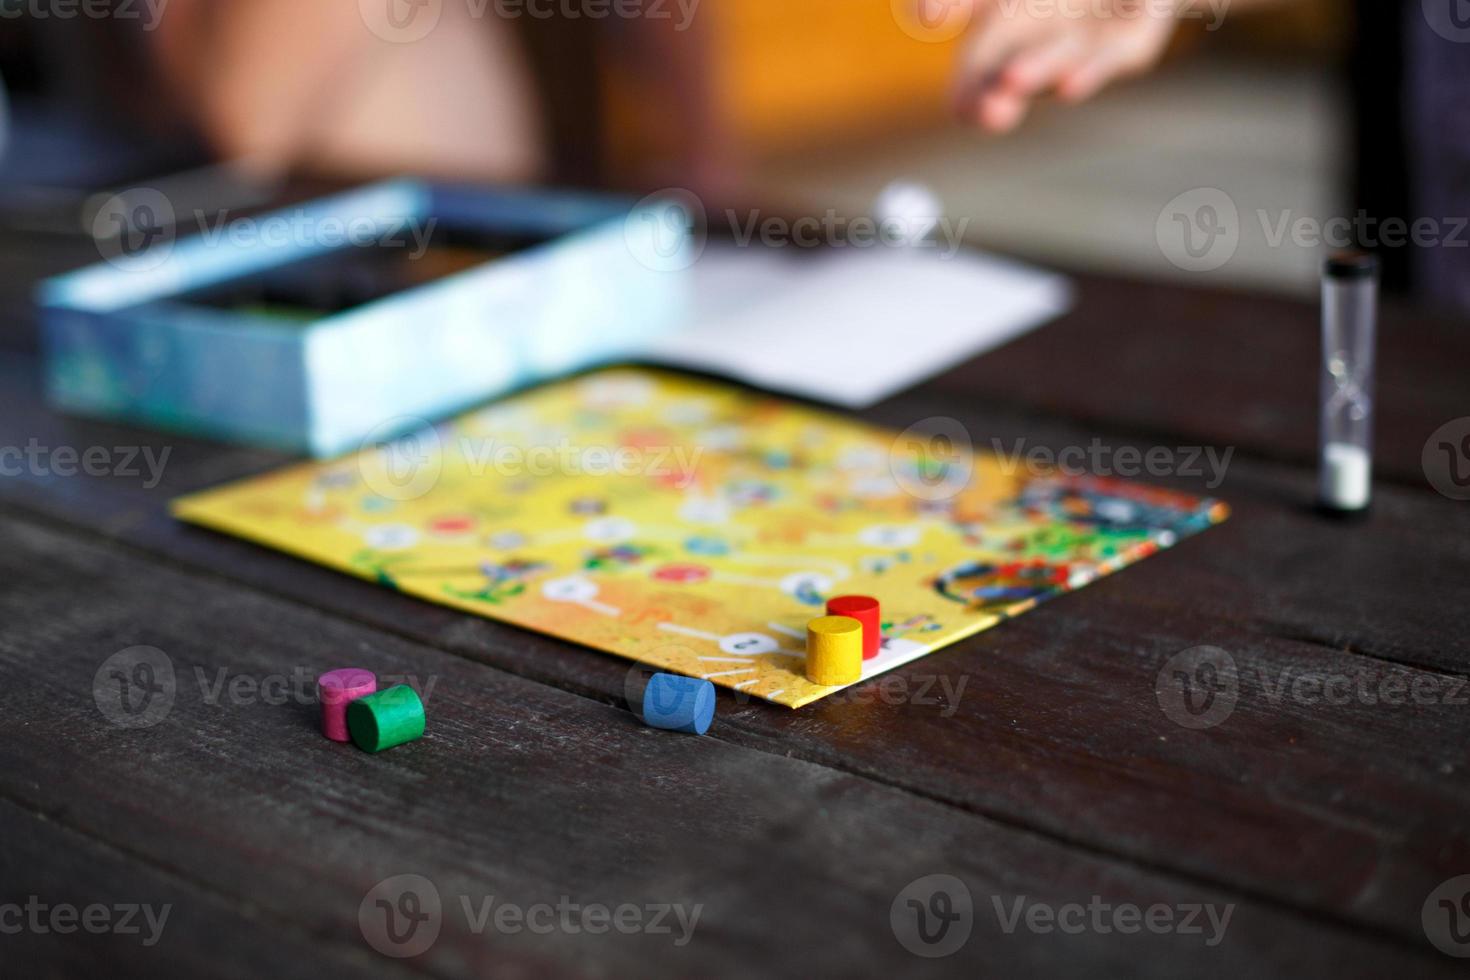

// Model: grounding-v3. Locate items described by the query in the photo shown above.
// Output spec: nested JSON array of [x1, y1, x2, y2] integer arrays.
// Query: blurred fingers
[[950, 9, 1036, 123], [1000, 34, 1086, 95], [1055, 34, 1162, 102], [974, 88, 1031, 132]]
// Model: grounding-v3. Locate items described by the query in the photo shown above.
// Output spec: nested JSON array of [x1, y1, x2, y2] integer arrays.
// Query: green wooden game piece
[[346, 685, 425, 753]]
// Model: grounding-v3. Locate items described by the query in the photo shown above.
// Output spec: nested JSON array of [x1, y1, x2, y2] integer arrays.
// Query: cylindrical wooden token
[[641, 673, 716, 735], [806, 615, 864, 686], [827, 595, 881, 660], [318, 668, 377, 742], [347, 685, 425, 753]]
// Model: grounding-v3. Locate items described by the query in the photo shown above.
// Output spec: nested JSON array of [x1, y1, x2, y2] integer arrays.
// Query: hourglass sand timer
[[1318, 252, 1379, 513]]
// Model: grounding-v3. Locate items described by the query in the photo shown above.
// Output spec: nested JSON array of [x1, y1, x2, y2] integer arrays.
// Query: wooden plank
[[924, 271, 1470, 486], [0, 512, 1452, 977], [0, 797, 417, 979], [2, 355, 1470, 951]]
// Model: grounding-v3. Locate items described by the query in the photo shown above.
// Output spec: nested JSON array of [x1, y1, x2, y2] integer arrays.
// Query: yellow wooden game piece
[[805, 615, 864, 686]]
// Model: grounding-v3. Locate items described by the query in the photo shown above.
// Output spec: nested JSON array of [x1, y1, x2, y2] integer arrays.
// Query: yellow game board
[[172, 369, 1228, 708]]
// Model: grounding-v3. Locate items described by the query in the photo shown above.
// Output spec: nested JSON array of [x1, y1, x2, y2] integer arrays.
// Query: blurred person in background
[[0, 0, 1460, 310]]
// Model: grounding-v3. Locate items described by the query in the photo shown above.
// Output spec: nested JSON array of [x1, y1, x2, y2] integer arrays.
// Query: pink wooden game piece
[[318, 668, 377, 742]]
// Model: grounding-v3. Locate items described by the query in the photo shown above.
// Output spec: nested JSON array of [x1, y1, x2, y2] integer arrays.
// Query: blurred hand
[[943, 0, 1190, 132]]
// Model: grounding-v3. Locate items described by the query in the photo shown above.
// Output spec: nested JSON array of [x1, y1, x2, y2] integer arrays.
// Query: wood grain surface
[[1, 230, 1467, 976]]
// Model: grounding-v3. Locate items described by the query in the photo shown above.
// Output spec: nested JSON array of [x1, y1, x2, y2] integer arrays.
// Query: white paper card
[[647, 243, 1071, 407]]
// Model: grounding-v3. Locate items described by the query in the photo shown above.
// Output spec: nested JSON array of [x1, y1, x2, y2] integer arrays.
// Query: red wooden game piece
[[826, 595, 881, 659]]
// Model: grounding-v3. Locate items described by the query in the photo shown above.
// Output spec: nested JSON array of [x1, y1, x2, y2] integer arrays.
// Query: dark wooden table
[[2, 228, 1469, 979]]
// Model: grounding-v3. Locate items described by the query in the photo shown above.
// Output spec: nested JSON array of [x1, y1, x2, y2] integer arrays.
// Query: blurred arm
[[149, 1, 365, 168], [945, 0, 1307, 133], [148, 0, 544, 181]]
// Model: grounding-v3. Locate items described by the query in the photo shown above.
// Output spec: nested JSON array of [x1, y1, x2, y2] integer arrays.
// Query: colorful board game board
[[172, 369, 1229, 708]]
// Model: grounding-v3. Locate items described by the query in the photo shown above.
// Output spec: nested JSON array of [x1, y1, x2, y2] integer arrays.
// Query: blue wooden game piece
[[641, 673, 715, 735]]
